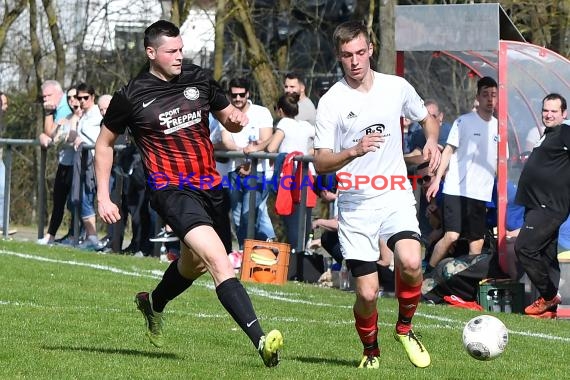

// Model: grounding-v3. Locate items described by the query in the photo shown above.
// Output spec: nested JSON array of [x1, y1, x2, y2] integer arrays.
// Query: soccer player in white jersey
[[425, 77, 498, 272], [313, 21, 441, 369]]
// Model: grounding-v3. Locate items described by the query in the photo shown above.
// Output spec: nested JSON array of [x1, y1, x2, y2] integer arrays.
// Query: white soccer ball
[[462, 315, 508, 360]]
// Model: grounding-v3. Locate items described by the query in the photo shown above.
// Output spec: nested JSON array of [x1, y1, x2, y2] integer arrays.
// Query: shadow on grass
[[41, 345, 180, 359], [289, 355, 355, 367]]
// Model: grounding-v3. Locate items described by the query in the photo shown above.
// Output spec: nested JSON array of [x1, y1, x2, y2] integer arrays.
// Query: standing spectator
[[254, 93, 315, 249], [220, 77, 276, 249], [515, 93, 569, 319], [313, 21, 440, 369], [37, 81, 74, 244], [94, 20, 282, 366], [283, 72, 316, 126], [426, 77, 499, 272], [73, 83, 103, 250]]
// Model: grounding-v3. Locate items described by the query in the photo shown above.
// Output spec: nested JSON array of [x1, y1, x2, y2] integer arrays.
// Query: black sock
[[216, 278, 264, 347], [151, 259, 193, 312]]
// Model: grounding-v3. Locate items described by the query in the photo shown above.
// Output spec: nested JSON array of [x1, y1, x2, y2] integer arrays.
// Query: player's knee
[[398, 255, 422, 274], [357, 284, 380, 304]]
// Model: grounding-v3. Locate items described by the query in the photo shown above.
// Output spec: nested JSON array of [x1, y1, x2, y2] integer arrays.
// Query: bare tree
[[230, 0, 279, 111], [41, 0, 64, 83], [0, 0, 28, 57]]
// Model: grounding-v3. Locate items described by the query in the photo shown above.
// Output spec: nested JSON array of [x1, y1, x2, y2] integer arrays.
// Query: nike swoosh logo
[[246, 319, 258, 327], [142, 98, 156, 108]]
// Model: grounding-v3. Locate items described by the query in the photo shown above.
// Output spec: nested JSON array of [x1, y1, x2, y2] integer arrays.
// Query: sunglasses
[[67, 95, 77, 101], [77, 95, 90, 101], [231, 92, 247, 99]]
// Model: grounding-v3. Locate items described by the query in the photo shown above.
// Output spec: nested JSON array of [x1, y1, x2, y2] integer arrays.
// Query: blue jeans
[[228, 171, 275, 249]]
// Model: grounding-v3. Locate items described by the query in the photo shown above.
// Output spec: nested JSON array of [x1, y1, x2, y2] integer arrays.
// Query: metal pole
[[2, 145, 12, 239], [38, 146, 47, 239], [296, 159, 308, 253], [246, 157, 258, 239]]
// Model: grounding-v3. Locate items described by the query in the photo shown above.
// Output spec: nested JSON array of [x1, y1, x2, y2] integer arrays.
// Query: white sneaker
[[37, 235, 53, 245]]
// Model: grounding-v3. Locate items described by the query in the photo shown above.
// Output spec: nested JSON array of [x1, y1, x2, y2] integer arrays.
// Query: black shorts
[[150, 186, 232, 253], [442, 194, 487, 240]]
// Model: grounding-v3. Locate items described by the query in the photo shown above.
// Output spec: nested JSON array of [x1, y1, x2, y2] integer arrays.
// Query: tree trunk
[[213, 0, 227, 81], [378, 0, 395, 75], [0, 0, 28, 57], [41, 0, 65, 84], [231, 0, 279, 111]]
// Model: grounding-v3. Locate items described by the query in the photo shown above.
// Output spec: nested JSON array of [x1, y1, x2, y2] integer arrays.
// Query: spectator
[[515, 93, 569, 319], [95, 20, 282, 366], [37, 82, 74, 244], [254, 93, 315, 249], [283, 72, 316, 126], [313, 21, 440, 369], [73, 83, 103, 250], [404, 99, 451, 165], [426, 77, 499, 272], [220, 77, 276, 250]]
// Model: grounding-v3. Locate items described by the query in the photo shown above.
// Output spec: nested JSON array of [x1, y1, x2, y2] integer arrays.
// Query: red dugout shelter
[[395, 3, 570, 272]]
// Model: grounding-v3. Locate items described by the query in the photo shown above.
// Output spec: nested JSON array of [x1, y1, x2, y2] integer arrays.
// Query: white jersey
[[443, 111, 498, 202], [275, 117, 315, 155], [221, 102, 273, 173], [315, 72, 428, 210]]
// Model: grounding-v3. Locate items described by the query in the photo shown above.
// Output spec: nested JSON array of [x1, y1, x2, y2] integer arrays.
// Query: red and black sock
[[395, 268, 421, 335], [354, 309, 380, 357]]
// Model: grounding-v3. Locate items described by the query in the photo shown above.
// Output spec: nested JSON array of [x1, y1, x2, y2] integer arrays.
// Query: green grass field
[[1, 240, 568, 379]]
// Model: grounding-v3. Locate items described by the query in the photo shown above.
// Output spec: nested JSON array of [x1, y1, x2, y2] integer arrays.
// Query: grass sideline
[[1, 240, 568, 379]]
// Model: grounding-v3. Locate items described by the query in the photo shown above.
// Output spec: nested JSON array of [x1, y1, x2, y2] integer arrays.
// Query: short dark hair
[[284, 72, 305, 86], [477, 76, 498, 94], [76, 82, 95, 96], [277, 93, 300, 118], [228, 77, 250, 92], [543, 93, 567, 113], [144, 20, 180, 49], [333, 20, 370, 54]]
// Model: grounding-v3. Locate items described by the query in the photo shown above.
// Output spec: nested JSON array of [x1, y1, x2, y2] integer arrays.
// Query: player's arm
[[95, 125, 121, 224], [419, 114, 441, 171], [313, 132, 383, 174], [425, 144, 455, 201], [214, 104, 248, 133]]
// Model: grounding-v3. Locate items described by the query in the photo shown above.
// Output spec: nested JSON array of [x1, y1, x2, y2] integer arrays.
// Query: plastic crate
[[240, 239, 291, 285], [478, 279, 525, 314]]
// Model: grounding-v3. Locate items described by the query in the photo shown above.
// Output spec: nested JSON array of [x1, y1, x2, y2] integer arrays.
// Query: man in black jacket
[[515, 93, 570, 319]]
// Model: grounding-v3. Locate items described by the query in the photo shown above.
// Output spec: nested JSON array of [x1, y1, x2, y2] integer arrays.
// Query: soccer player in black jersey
[[94, 20, 283, 367]]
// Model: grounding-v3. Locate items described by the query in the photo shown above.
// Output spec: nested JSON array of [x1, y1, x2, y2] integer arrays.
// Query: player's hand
[[98, 198, 121, 224], [423, 139, 441, 171], [354, 132, 384, 156], [225, 108, 249, 133], [425, 177, 441, 202]]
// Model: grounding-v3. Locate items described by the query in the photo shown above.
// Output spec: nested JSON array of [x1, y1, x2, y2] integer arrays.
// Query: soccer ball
[[462, 315, 508, 360]]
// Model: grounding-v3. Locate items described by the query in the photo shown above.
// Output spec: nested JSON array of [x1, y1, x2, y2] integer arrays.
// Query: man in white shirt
[[221, 78, 275, 250], [314, 21, 440, 369], [284, 72, 316, 126], [426, 77, 499, 271]]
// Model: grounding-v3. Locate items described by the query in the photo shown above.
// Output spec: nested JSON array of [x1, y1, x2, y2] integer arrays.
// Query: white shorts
[[338, 202, 420, 262]]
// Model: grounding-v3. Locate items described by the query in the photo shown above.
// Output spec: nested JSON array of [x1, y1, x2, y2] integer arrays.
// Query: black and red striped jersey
[[103, 64, 229, 190]]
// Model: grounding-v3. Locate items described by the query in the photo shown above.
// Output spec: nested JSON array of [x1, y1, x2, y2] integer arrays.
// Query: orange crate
[[240, 239, 290, 285]]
